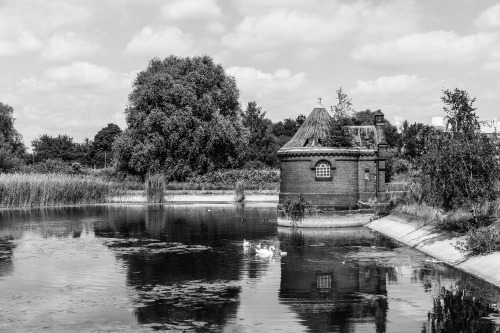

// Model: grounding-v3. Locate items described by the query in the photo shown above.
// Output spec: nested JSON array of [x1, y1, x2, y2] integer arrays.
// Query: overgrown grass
[[457, 226, 500, 255], [0, 173, 122, 208]]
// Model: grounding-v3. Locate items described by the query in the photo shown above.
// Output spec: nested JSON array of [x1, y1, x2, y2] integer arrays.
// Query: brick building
[[278, 101, 388, 209]]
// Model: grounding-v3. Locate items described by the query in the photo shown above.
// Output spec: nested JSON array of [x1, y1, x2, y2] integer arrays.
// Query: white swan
[[256, 245, 275, 257], [243, 239, 250, 248], [279, 250, 287, 256]]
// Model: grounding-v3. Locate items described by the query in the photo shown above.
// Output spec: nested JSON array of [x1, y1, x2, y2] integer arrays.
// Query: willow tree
[[113, 55, 248, 180]]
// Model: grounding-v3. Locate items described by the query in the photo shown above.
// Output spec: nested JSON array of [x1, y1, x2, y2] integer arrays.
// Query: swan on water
[[256, 245, 275, 257], [243, 239, 250, 247], [279, 250, 287, 256]]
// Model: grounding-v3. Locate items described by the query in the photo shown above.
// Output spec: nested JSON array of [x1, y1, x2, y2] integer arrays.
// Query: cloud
[[222, 0, 420, 56], [125, 26, 197, 58], [40, 32, 102, 61], [227, 66, 327, 120], [350, 74, 457, 123], [11, 63, 135, 146], [474, 4, 500, 30], [43, 62, 115, 87], [0, 1, 91, 57], [352, 31, 498, 66], [161, 0, 221, 21]]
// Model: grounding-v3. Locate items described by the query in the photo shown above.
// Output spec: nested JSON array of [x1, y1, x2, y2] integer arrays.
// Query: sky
[[1, 0, 500, 149]]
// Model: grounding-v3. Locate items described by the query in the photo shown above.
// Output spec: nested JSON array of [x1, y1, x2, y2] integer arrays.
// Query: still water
[[1, 204, 500, 332]]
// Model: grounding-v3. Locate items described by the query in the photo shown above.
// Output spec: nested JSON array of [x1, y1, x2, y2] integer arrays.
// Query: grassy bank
[[0, 173, 123, 208]]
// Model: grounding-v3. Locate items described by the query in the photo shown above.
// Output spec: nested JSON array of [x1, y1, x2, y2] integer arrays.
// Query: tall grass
[[145, 173, 166, 203], [0, 173, 121, 208], [234, 181, 245, 202]]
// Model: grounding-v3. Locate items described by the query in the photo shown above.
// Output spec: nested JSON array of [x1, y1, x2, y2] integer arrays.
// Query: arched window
[[316, 161, 331, 178]]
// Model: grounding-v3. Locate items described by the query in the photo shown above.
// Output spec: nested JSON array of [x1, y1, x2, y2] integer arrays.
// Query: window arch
[[316, 161, 331, 178]]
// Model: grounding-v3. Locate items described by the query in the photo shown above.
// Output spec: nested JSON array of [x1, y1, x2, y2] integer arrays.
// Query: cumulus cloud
[[40, 32, 102, 61], [227, 66, 328, 120], [0, 1, 91, 57], [474, 3, 500, 30], [161, 0, 221, 21], [351, 74, 456, 123], [125, 26, 197, 58], [352, 31, 497, 66], [222, 0, 420, 56], [12, 63, 135, 146]]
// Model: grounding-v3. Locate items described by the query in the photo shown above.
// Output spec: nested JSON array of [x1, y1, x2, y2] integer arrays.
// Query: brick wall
[[279, 149, 380, 207]]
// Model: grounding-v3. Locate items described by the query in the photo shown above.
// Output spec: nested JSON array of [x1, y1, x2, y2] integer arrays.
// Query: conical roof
[[280, 104, 332, 149]]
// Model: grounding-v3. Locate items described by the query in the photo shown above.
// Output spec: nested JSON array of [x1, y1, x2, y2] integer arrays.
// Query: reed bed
[[0, 173, 121, 208], [145, 173, 166, 203]]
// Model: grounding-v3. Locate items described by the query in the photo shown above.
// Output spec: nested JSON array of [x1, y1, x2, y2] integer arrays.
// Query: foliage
[[91, 123, 122, 168], [0, 173, 120, 208], [419, 89, 500, 214], [32, 134, 79, 162], [457, 226, 500, 255], [325, 114, 353, 147], [113, 55, 247, 181], [399, 121, 435, 161], [0, 147, 24, 173], [23, 158, 74, 174], [186, 168, 280, 185], [331, 87, 355, 118], [145, 173, 166, 203], [234, 181, 245, 202], [282, 194, 309, 228], [0, 102, 26, 172], [242, 101, 280, 167]]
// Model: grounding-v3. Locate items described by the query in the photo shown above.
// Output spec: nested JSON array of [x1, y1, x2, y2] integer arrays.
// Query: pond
[[1, 204, 500, 332]]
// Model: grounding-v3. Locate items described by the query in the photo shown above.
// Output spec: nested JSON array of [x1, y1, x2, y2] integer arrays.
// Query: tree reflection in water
[[422, 286, 499, 333]]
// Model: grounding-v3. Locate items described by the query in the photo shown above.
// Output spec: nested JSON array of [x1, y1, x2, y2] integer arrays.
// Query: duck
[[279, 250, 287, 256], [256, 242, 262, 250], [243, 239, 250, 248], [256, 245, 275, 257]]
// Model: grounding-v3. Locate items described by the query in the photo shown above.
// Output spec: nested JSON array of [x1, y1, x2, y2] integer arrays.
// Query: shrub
[[145, 173, 165, 203], [457, 226, 500, 255], [235, 181, 245, 202], [282, 194, 309, 228]]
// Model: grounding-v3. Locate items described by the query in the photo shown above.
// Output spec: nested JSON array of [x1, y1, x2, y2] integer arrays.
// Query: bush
[[186, 168, 280, 185], [23, 159, 74, 174], [457, 226, 500, 255], [282, 194, 309, 228], [235, 181, 245, 202]]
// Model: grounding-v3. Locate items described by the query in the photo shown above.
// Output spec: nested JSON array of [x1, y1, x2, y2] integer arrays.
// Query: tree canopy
[[419, 88, 499, 213], [113, 55, 248, 180], [0, 102, 26, 172]]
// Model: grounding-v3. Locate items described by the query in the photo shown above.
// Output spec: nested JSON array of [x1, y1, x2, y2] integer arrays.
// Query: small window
[[316, 161, 331, 178]]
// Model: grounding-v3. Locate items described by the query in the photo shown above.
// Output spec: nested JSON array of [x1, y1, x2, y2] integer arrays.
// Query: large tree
[[242, 101, 279, 167], [113, 55, 248, 180], [419, 89, 499, 215], [91, 123, 122, 168], [0, 102, 26, 172], [32, 134, 77, 162]]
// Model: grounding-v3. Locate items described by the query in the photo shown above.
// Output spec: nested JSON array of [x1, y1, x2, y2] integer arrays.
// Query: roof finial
[[318, 97, 322, 105]]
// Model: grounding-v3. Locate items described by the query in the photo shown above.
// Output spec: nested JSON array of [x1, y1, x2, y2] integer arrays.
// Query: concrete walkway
[[367, 213, 500, 288]]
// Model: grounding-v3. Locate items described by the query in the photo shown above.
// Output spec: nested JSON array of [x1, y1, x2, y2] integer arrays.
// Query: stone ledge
[[367, 213, 500, 288]]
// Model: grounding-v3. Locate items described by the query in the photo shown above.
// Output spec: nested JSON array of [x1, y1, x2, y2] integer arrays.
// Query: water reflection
[[1, 205, 500, 332]]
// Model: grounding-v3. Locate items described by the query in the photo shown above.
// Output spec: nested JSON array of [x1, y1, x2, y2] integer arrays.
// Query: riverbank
[[366, 213, 500, 288], [111, 190, 279, 204]]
